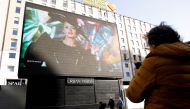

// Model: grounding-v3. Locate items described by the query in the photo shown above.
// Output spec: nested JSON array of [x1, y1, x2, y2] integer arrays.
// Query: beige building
[[0, 0, 153, 85], [124, 17, 153, 77]]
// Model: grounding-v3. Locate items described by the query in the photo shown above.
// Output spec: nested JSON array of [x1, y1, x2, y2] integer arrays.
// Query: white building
[[0, 0, 153, 85]]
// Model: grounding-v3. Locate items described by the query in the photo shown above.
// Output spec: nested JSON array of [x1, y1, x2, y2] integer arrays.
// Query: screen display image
[[19, 2, 123, 78]]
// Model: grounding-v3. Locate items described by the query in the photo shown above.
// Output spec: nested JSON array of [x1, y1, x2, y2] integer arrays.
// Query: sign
[[83, 0, 107, 9], [66, 78, 94, 85], [7, 79, 26, 86]]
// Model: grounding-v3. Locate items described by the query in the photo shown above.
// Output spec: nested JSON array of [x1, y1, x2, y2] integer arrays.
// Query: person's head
[[146, 22, 181, 49], [63, 21, 77, 39]]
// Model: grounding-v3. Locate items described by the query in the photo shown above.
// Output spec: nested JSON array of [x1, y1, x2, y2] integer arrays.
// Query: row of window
[[126, 18, 151, 28], [131, 40, 140, 46], [133, 55, 142, 62], [9, 5, 21, 58], [7, 0, 22, 72], [12, 4, 21, 58], [116, 17, 131, 72], [39, 0, 123, 22]]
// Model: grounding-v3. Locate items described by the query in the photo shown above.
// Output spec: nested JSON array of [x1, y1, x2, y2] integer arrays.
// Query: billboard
[[18, 2, 123, 78]]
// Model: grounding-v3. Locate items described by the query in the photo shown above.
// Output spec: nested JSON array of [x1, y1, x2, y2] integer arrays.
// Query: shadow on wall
[[0, 85, 27, 109]]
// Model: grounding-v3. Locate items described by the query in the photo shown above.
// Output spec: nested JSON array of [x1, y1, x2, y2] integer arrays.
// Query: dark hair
[[146, 22, 180, 46], [49, 12, 86, 37]]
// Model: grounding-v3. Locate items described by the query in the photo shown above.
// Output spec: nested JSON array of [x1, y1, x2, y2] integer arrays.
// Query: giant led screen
[[18, 2, 123, 78]]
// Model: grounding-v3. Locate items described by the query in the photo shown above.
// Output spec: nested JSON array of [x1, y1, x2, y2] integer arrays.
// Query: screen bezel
[[18, 2, 123, 79]]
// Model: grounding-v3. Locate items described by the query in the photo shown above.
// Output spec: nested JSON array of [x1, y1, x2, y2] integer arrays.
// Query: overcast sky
[[107, 0, 190, 42]]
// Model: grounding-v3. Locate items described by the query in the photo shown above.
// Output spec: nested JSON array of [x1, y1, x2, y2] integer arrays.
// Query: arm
[[126, 57, 157, 103]]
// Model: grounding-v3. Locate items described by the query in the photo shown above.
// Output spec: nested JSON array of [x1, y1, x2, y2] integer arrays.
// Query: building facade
[[0, 0, 153, 85], [0, 0, 153, 108]]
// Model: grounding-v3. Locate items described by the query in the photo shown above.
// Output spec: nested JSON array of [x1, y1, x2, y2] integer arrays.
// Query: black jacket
[[24, 33, 98, 77]]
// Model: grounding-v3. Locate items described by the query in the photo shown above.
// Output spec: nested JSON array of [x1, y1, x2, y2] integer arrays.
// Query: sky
[[106, 0, 190, 42]]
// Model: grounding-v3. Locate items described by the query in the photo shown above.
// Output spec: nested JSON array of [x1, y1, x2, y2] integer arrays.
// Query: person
[[108, 97, 115, 109], [126, 22, 190, 109], [116, 96, 123, 109], [24, 19, 98, 76], [99, 101, 106, 109]]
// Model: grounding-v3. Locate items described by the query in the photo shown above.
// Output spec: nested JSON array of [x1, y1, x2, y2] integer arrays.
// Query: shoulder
[[141, 57, 158, 71]]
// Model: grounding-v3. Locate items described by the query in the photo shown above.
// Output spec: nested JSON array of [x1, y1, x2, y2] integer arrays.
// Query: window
[[12, 28, 18, 35], [128, 25, 131, 30], [137, 48, 141, 54], [131, 40, 134, 45], [119, 23, 122, 28], [135, 34, 138, 39], [125, 63, 128, 68], [88, 7, 93, 16], [120, 30, 123, 35], [126, 72, 130, 77], [124, 53, 128, 61], [133, 27, 136, 32], [51, 0, 56, 5], [98, 9, 101, 18], [132, 19, 135, 25], [42, 0, 47, 2], [127, 19, 130, 24], [63, 0, 68, 8], [103, 11, 108, 18], [9, 53, 16, 58], [133, 55, 136, 61], [10, 39, 17, 50], [143, 43, 146, 48], [70, 0, 76, 11], [41, 0, 47, 5], [112, 13, 116, 21], [121, 38, 125, 43], [140, 28, 143, 32], [81, 4, 85, 13], [139, 55, 142, 61], [136, 41, 139, 46], [14, 17, 19, 24], [132, 48, 135, 53], [7, 66, 14, 72], [119, 15, 122, 22], [130, 32, 133, 38], [17, 0, 21, 3], [15, 7, 21, 13]]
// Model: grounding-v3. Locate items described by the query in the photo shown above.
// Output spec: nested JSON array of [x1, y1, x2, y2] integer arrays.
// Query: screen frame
[[18, 2, 123, 79]]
